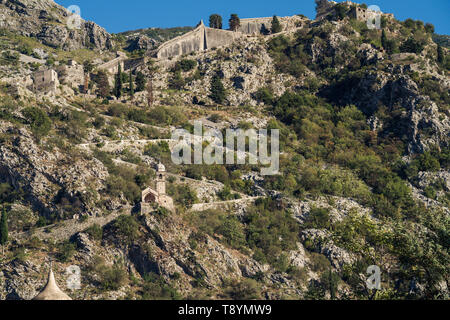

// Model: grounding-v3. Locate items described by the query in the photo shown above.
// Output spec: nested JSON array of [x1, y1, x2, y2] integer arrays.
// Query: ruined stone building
[[33, 69, 59, 93], [141, 163, 175, 213], [238, 16, 304, 35], [315, 0, 394, 22], [56, 59, 85, 91]]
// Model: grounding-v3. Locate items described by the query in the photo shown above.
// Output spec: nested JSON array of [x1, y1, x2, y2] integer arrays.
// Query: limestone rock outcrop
[[0, 0, 112, 50]]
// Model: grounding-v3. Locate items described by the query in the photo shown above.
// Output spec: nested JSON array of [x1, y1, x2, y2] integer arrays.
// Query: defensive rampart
[[156, 21, 242, 59]]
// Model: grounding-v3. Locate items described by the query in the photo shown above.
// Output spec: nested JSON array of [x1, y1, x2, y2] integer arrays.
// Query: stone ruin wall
[[238, 16, 305, 35], [316, 0, 395, 21]]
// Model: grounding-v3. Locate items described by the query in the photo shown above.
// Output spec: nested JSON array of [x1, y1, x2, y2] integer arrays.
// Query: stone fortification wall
[[157, 23, 205, 59], [205, 27, 241, 49], [238, 17, 273, 35], [157, 21, 241, 59], [156, 15, 306, 60], [238, 16, 305, 35]]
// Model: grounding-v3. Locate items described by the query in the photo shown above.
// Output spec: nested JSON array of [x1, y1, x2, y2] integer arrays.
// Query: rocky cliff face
[[0, 0, 112, 50], [0, 121, 108, 219]]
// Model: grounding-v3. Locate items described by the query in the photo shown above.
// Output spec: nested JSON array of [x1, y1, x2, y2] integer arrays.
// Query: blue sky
[[55, 0, 450, 35]]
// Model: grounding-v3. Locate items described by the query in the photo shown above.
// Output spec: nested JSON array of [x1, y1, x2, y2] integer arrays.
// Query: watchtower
[[156, 162, 166, 195]]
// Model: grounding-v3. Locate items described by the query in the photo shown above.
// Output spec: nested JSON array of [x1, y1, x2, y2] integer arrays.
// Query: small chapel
[[141, 163, 175, 214]]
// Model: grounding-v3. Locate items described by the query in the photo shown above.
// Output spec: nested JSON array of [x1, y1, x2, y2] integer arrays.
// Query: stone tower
[[156, 162, 166, 195]]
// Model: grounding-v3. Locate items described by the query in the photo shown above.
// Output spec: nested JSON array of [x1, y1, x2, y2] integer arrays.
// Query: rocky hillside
[[0, 0, 112, 50], [0, 1, 449, 300], [116, 26, 194, 53]]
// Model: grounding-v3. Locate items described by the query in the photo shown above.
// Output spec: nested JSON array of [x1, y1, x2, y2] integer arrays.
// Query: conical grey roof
[[33, 265, 72, 300]]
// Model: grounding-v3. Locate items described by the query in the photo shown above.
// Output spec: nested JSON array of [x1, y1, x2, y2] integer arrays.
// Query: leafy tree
[[135, 71, 146, 92], [0, 207, 8, 254], [209, 14, 223, 29], [229, 14, 240, 32], [209, 73, 226, 104], [404, 18, 415, 29], [425, 23, 435, 34], [400, 37, 424, 54], [335, 4, 348, 20], [113, 64, 123, 98], [271, 15, 282, 34]]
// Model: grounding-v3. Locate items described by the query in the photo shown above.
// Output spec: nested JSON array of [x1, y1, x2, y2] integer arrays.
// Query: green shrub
[[168, 71, 185, 90], [85, 224, 103, 241], [142, 273, 181, 300], [254, 87, 274, 105], [303, 207, 331, 230], [400, 37, 424, 54], [57, 241, 76, 262], [99, 265, 127, 291], [174, 59, 197, 72], [224, 278, 261, 300], [22, 107, 51, 138], [168, 184, 198, 209], [113, 215, 140, 244]]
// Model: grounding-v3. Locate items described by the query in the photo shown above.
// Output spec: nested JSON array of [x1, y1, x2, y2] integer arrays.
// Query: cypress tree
[[381, 29, 387, 49], [135, 71, 146, 92], [210, 74, 226, 104], [0, 207, 8, 254], [96, 70, 110, 98], [114, 64, 123, 98], [229, 14, 240, 32], [271, 15, 282, 34], [209, 14, 223, 29], [129, 70, 134, 97], [437, 44, 444, 64]]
